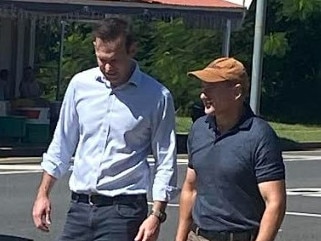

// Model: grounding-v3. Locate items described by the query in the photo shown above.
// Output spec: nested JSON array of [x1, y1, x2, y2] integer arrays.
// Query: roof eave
[[0, 0, 246, 30]]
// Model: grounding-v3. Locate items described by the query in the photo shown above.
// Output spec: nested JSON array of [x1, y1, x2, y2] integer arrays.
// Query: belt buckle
[[88, 194, 94, 206]]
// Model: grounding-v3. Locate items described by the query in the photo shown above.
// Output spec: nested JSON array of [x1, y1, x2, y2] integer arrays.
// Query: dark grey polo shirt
[[187, 106, 285, 232]]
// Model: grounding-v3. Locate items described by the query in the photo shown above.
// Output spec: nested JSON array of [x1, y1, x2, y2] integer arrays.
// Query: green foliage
[[138, 19, 221, 114], [264, 32, 289, 57], [35, 21, 60, 101], [176, 116, 321, 142], [34, 2, 321, 122], [61, 23, 96, 93], [282, 0, 321, 20], [35, 22, 95, 100], [236, 0, 321, 122]]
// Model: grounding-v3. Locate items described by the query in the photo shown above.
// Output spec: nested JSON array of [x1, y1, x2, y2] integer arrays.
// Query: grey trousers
[[187, 230, 256, 241], [57, 198, 148, 241], [188, 231, 209, 241]]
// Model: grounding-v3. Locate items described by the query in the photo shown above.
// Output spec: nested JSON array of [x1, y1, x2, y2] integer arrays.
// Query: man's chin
[[204, 108, 215, 115], [108, 77, 121, 84]]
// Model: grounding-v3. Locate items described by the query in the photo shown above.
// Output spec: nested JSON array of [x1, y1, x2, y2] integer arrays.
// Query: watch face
[[159, 212, 167, 222], [151, 210, 167, 223]]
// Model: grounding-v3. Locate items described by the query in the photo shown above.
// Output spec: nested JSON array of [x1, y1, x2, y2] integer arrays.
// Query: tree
[[34, 1, 321, 122], [139, 19, 222, 114], [230, 0, 321, 122]]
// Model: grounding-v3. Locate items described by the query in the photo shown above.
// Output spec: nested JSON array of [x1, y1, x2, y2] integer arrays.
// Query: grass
[[176, 117, 321, 143]]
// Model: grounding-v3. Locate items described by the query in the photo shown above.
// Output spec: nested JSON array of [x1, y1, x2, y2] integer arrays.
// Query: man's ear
[[234, 83, 243, 100], [128, 42, 138, 58]]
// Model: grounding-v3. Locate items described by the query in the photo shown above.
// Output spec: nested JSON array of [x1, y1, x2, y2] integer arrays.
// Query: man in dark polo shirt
[[176, 57, 286, 241]]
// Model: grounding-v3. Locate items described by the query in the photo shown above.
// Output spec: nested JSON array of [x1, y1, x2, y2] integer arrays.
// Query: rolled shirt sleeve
[[41, 79, 79, 179], [151, 90, 179, 202]]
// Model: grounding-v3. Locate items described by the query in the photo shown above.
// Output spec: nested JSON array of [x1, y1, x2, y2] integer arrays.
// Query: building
[[0, 0, 246, 98]]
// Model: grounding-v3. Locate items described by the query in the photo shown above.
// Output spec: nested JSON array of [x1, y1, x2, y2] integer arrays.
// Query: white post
[[222, 19, 232, 57], [250, 0, 267, 115], [28, 18, 36, 67], [15, 18, 25, 97]]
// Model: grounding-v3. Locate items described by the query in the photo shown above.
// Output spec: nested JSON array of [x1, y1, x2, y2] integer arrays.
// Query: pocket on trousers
[[115, 201, 147, 218], [67, 201, 76, 214]]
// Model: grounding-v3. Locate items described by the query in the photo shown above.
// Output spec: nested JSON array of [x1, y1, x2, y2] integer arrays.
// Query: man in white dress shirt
[[32, 17, 178, 241]]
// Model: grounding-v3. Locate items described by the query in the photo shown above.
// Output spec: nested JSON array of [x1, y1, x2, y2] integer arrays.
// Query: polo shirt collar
[[205, 104, 255, 132], [237, 104, 255, 130]]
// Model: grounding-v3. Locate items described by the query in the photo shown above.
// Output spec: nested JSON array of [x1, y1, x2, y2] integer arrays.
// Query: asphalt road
[[0, 151, 321, 241]]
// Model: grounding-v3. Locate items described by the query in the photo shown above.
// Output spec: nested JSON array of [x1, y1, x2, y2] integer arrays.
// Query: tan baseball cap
[[188, 57, 249, 93]]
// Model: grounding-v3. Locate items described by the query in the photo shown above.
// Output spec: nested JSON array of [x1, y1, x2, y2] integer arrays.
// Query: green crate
[[24, 124, 50, 143], [0, 116, 26, 139]]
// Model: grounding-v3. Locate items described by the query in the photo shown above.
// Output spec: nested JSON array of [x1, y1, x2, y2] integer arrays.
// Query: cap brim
[[187, 68, 226, 83]]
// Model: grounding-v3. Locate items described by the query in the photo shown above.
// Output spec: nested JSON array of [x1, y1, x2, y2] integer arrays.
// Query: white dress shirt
[[42, 64, 178, 201]]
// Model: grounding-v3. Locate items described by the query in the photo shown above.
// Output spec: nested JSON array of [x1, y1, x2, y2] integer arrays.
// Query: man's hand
[[134, 214, 161, 241], [32, 195, 52, 232]]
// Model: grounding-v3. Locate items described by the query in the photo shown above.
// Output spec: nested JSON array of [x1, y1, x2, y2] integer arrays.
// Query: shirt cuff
[[41, 153, 70, 179], [152, 185, 180, 202]]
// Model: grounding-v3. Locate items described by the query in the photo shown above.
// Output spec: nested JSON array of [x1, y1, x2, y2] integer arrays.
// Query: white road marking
[[0, 165, 42, 170], [147, 158, 188, 164], [2, 161, 321, 220], [0, 153, 320, 165], [286, 212, 321, 218], [283, 155, 321, 162], [0, 170, 42, 175], [287, 188, 321, 197], [0, 159, 188, 175], [1, 154, 321, 175], [148, 203, 321, 219], [148, 202, 179, 207]]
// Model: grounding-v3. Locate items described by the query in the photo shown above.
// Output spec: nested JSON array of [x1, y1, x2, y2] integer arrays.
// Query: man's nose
[[104, 63, 112, 73], [104, 63, 111, 72]]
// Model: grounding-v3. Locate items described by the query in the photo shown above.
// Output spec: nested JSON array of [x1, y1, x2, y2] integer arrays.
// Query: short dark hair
[[92, 17, 135, 50]]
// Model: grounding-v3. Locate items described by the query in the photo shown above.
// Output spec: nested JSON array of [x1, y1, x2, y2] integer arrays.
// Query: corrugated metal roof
[[141, 0, 242, 8], [0, 0, 246, 30]]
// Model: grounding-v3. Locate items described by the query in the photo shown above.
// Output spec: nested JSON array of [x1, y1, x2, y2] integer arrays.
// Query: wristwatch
[[149, 209, 167, 223]]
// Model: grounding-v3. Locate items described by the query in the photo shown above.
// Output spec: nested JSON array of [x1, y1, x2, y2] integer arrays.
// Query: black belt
[[71, 191, 146, 206], [191, 223, 257, 241]]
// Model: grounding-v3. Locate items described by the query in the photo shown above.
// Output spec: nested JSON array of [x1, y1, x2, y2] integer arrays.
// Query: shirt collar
[[205, 104, 255, 132], [127, 60, 142, 87], [236, 104, 255, 130], [94, 60, 142, 88]]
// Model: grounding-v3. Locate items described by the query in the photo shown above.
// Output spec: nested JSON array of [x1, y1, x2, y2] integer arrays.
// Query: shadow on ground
[[0, 235, 33, 241], [176, 135, 321, 153], [280, 137, 321, 151]]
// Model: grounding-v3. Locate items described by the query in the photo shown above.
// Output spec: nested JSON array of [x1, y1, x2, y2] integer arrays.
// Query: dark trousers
[[57, 194, 148, 241]]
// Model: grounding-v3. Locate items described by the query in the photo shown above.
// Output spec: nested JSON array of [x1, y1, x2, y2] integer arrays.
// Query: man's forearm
[[152, 200, 167, 212], [36, 172, 57, 198], [255, 202, 286, 241], [175, 189, 196, 241]]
